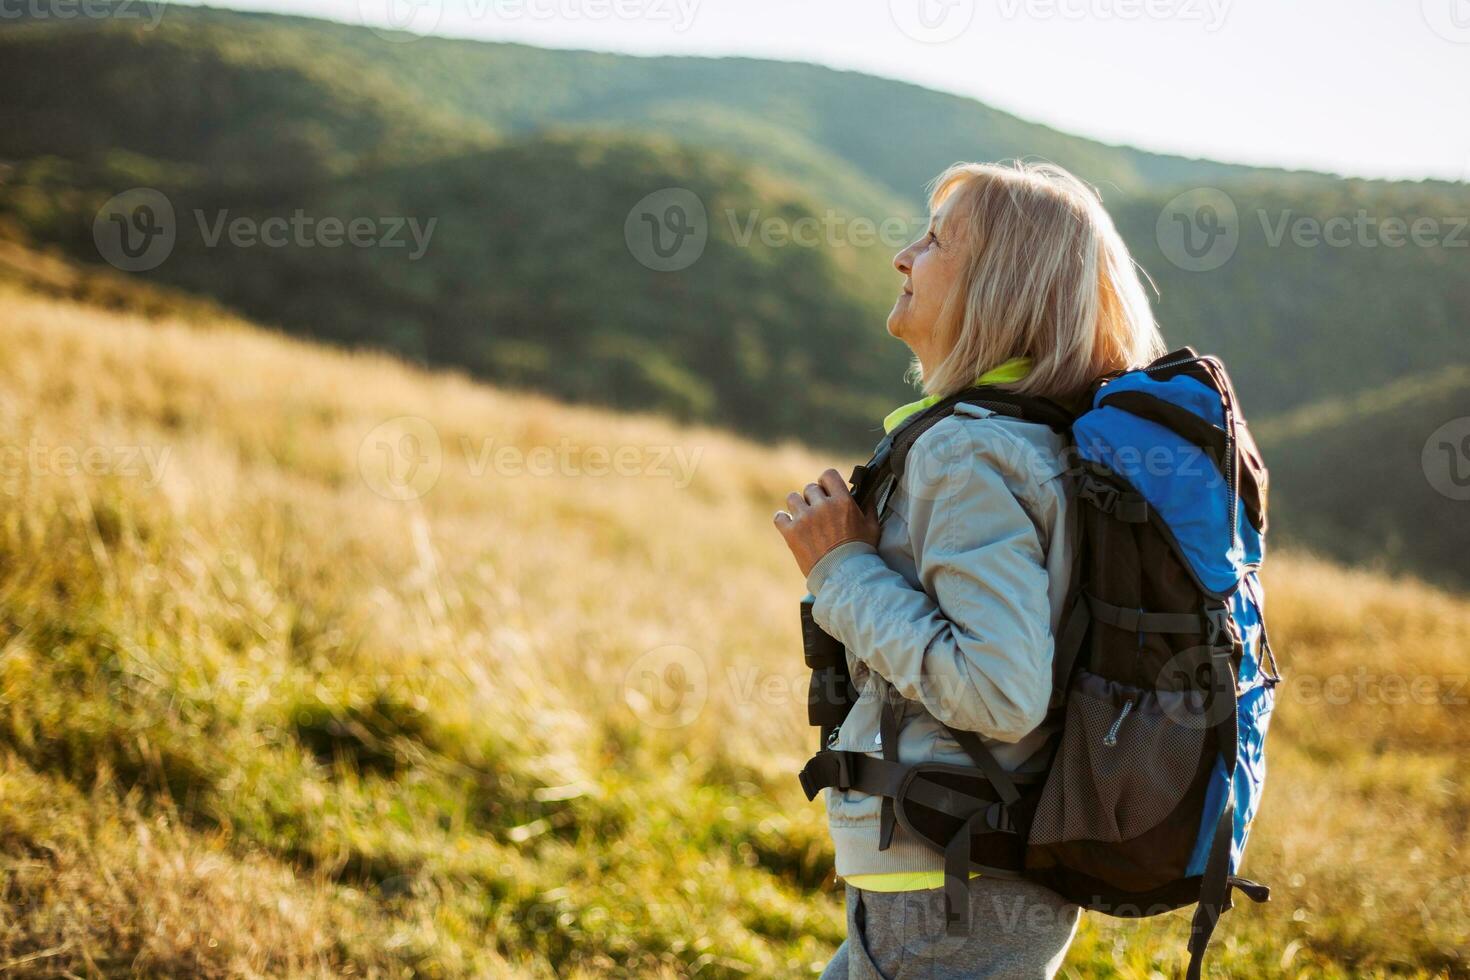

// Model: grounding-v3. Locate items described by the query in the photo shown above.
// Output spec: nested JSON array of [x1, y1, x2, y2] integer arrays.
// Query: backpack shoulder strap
[[849, 386, 1075, 507]]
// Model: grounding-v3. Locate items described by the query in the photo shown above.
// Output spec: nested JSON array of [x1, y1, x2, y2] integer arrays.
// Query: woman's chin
[[886, 306, 907, 339]]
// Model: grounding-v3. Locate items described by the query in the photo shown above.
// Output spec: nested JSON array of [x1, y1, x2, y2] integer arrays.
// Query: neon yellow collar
[[882, 356, 1033, 434]]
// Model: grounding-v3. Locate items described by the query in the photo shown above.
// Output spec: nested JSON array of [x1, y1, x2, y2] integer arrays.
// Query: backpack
[[798, 347, 1282, 979]]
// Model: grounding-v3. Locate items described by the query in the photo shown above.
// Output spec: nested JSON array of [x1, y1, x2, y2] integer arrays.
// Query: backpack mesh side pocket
[[1027, 670, 1212, 892]]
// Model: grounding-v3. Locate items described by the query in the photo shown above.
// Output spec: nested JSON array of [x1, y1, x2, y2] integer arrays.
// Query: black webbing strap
[[1086, 594, 1204, 635], [942, 726, 1021, 806], [1185, 647, 1244, 980], [944, 809, 986, 936], [934, 726, 1023, 937], [878, 689, 902, 850], [1187, 800, 1234, 980], [797, 751, 1041, 813], [1042, 515, 1092, 717], [1049, 590, 1090, 710]]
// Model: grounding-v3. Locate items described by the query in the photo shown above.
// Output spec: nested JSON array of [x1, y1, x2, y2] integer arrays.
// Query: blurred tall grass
[[0, 275, 1465, 977]]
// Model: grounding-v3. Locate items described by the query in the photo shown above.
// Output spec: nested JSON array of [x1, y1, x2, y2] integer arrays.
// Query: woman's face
[[887, 199, 968, 371]]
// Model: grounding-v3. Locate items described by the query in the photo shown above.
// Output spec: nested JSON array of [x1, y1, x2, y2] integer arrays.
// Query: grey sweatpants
[[820, 877, 1080, 979]]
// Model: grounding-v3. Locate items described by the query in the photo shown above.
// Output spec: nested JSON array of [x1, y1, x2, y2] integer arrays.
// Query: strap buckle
[[1205, 606, 1232, 648], [1078, 477, 1120, 514]]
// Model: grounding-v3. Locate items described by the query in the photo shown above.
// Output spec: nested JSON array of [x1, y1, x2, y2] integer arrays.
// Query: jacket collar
[[882, 357, 1033, 434]]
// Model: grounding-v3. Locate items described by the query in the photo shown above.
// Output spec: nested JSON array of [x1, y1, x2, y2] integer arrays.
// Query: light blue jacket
[[804, 400, 1076, 878]]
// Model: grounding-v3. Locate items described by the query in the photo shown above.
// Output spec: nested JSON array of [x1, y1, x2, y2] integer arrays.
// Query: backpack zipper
[[1103, 698, 1135, 748]]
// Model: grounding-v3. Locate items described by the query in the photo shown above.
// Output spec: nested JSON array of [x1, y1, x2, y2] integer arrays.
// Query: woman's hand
[[773, 468, 880, 578]]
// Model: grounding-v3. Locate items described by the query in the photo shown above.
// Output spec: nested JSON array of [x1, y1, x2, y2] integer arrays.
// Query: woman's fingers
[[775, 470, 852, 534], [818, 468, 850, 499]]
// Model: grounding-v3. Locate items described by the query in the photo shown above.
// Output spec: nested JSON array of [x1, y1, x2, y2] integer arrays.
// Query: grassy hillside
[[0, 275, 1466, 977]]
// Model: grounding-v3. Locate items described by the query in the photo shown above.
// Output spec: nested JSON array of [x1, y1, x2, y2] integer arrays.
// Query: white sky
[[183, 0, 1470, 182]]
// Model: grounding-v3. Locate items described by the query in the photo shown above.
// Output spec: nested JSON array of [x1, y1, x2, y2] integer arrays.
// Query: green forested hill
[[1110, 180, 1470, 417], [1255, 365, 1470, 590], [0, 16, 491, 186], [0, 4, 1280, 212], [1, 4, 1466, 587], [0, 133, 911, 448]]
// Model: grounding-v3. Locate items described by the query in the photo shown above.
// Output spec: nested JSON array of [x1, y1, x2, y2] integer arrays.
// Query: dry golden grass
[[0, 280, 1464, 977]]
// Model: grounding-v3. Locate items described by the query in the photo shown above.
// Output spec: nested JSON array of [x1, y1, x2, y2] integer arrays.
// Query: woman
[[773, 161, 1165, 979]]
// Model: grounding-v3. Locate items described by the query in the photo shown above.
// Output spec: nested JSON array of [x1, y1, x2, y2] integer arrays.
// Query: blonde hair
[[918, 160, 1165, 404]]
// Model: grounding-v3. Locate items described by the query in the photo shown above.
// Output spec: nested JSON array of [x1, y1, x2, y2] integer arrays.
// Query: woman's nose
[[893, 244, 913, 275]]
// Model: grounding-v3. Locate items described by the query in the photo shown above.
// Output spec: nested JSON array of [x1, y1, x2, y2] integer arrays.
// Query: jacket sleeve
[[806, 417, 1059, 742]]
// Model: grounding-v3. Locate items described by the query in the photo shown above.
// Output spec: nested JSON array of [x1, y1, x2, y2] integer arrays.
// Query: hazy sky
[[187, 0, 1470, 182]]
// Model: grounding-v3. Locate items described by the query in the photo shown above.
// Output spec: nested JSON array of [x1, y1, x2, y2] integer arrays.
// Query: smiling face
[[887, 198, 970, 377]]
